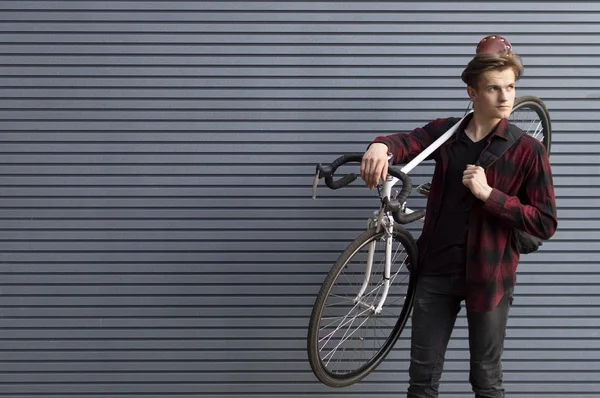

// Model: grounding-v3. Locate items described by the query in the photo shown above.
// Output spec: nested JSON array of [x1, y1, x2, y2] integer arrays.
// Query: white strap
[[400, 110, 473, 174]]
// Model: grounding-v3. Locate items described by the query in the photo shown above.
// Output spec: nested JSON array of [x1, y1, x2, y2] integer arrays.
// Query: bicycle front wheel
[[509, 95, 552, 155], [307, 225, 418, 387]]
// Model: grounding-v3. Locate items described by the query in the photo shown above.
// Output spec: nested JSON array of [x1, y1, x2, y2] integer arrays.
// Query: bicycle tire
[[509, 95, 552, 155], [307, 225, 418, 387]]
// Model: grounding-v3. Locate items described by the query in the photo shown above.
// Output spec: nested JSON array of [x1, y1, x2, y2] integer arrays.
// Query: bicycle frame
[[356, 111, 473, 314]]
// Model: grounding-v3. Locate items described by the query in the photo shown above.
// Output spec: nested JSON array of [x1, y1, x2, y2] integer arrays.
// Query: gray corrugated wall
[[0, 1, 598, 397]]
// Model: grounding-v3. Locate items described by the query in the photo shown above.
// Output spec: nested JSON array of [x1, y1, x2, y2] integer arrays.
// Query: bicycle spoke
[[323, 297, 355, 308], [319, 303, 371, 342], [370, 315, 395, 329], [322, 314, 358, 364], [319, 301, 364, 336], [322, 308, 373, 364], [340, 266, 359, 288], [383, 295, 409, 307], [373, 317, 390, 343]]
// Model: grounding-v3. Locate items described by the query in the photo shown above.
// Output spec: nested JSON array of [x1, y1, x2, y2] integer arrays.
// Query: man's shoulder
[[508, 122, 547, 153], [506, 122, 549, 160], [422, 116, 463, 135]]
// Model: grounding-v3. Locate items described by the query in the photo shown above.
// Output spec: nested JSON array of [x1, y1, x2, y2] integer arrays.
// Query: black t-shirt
[[420, 129, 489, 275]]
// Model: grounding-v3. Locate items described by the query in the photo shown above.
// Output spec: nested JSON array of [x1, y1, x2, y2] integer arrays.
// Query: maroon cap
[[476, 35, 513, 55]]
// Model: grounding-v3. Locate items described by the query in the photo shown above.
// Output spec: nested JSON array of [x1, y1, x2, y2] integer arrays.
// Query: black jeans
[[407, 274, 513, 398]]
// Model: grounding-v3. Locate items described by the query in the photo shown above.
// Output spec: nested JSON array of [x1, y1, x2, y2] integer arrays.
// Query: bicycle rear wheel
[[307, 225, 418, 387], [509, 95, 552, 154]]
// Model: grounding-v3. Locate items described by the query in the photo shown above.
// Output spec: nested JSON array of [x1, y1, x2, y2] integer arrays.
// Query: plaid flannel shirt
[[372, 115, 558, 312]]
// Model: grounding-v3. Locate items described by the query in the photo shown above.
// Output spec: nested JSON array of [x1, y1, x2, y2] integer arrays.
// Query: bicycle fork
[[355, 215, 393, 315]]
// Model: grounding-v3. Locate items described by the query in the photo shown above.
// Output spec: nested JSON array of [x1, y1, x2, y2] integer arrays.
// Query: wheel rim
[[314, 231, 412, 379]]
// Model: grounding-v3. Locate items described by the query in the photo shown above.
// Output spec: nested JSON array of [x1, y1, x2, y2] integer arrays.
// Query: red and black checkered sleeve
[[369, 118, 451, 165]]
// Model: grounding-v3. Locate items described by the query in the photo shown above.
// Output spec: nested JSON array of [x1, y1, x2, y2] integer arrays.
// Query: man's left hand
[[463, 164, 493, 201]]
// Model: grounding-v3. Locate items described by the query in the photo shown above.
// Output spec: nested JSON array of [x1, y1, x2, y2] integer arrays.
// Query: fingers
[[381, 162, 388, 186], [462, 173, 477, 191], [372, 160, 386, 189], [365, 158, 385, 189], [466, 164, 484, 172], [361, 154, 388, 189], [463, 165, 487, 192], [463, 165, 479, 187], [463, 165, 483, 177], [361, 143, 390, 189], [364, 159, 374, 188], [360, 156, 377, 189], [360, 158, 367, 183]]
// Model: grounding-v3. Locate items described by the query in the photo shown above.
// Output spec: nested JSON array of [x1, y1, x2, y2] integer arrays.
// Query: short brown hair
[[461, 52, 524, 88]]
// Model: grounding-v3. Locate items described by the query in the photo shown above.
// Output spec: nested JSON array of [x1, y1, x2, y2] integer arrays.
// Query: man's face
[[469, 68, 516, 120]]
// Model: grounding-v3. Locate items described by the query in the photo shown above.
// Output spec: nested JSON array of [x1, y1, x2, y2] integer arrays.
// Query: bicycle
[[306, 95, 552, 388]]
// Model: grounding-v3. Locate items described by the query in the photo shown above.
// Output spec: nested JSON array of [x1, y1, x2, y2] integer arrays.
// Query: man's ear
[[467, 86, 477, 100]]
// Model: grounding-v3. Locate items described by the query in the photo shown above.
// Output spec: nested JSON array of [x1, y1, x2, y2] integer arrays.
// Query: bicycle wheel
[[509, 95, 552, 155], [307, 225, 418, 387]]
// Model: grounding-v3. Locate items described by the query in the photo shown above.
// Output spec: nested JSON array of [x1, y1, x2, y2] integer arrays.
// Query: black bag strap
[[474, 123, 544, 253], [477, 124, 526, 169]]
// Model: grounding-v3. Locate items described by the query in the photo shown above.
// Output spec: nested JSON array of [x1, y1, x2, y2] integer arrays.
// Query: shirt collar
[[452, 112, 510, 143]]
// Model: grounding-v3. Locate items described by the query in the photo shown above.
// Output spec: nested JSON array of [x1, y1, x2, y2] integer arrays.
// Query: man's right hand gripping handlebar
[[312, 148, 426, 225], [361, 142, 390, 189]]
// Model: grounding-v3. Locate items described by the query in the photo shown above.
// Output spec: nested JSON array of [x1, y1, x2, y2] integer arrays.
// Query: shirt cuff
[[482, 187, 508, 217], [369, 138, 391, 150]]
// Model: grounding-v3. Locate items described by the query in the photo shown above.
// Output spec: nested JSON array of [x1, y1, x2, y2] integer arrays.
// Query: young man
[[360, 36, 558, 397]]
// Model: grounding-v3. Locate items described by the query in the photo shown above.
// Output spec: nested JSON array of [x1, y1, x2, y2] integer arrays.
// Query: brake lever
[[312, 171, 320, 200]]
